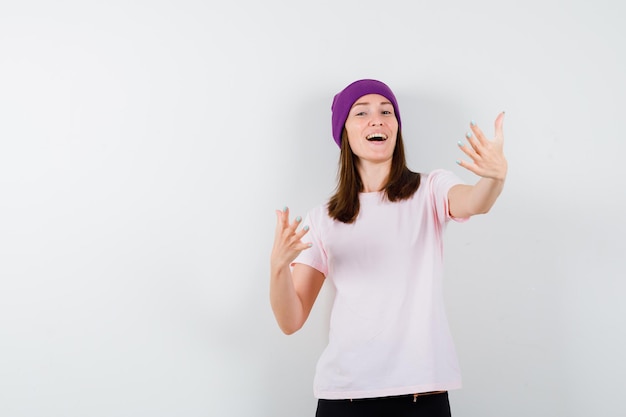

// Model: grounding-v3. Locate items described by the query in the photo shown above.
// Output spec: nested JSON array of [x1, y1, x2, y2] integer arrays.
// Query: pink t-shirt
[[293, 169, 467, 400]]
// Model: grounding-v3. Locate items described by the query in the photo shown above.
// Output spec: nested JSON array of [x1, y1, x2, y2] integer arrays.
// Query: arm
[[270, 208, 325, 335], [449, 112, 508, 218]]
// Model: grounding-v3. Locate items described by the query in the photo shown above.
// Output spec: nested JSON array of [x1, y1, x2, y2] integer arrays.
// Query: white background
[[1, 1, 624, 416]]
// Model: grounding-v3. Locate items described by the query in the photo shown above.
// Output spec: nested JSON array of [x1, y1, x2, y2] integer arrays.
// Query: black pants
[[316, 391, 451, 417]]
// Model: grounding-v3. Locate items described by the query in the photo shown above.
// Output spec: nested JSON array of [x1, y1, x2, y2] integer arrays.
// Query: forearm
[[270, 262, 306, 335], [466, 177, 505, 215]]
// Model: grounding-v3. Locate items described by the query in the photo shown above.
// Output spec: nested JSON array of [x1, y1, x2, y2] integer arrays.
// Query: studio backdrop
[[0, 1, 624, 416]]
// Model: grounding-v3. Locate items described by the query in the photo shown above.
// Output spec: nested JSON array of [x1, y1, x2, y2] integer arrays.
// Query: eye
[[382, 110, 393, 115], [354, 111, 366, 116]]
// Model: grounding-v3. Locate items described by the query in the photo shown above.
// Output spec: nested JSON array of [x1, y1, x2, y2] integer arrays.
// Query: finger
[[462, 132, 483, 157], [285, 228, 311, 257], [275, 206, 293, 236], [469, 121, 489, 147], [294, 224, 310, 240], [275, 209, 285, 233], [293, 241, 313, 252], [279, 206, 289, 228], [290, 215, 303, 232], [456, 159, 483, 177], [288, 238, 312, 257], [457, 137, 480, 160], [494, 112, 505, 143]]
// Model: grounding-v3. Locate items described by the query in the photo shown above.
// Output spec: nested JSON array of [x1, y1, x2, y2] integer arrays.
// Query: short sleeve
[[291, 209, 329, 276], [426, 169, 469, 224]]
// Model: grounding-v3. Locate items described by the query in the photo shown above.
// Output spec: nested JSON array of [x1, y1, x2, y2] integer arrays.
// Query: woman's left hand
[[456, 112, 507, 181]]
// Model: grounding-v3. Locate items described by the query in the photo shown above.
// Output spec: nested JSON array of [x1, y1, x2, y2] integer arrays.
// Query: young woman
[[270, 79, 507, 417]]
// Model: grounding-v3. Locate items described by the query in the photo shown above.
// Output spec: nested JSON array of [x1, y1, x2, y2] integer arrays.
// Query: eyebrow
[[352, 101, 393, 107]]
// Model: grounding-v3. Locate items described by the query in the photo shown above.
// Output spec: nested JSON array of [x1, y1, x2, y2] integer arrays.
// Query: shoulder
[[421, 169, 466, 190], [309, 201, 329, 217], [302, 200, 333, 226], [423, 168, 460, 181]]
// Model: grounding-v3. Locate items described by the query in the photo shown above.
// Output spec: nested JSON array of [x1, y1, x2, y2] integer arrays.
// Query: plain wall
[[1, 1, 624, 416]]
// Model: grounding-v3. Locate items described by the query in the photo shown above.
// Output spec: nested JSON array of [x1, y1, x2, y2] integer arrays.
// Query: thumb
[[494, 111, 505, 142], [274, 209, 284, 233]]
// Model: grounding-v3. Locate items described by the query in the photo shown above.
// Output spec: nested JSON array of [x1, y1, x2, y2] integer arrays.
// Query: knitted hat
[[331, 79, 401, 148]]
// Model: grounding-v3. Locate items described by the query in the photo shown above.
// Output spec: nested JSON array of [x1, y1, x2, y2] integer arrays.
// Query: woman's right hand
[[270, 207, 311, 268]]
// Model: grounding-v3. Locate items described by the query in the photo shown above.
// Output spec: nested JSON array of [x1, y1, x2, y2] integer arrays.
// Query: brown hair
[[327, 129, 421, 223]]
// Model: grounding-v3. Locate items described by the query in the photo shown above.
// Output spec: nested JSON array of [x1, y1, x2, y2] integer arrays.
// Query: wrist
[[270, 258, 291, 275]]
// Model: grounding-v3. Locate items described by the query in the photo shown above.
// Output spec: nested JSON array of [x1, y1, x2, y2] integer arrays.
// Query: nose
[[369, 117, 383, 126]]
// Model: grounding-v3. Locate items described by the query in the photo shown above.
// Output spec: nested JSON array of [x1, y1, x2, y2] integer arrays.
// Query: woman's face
[[344, 94, 398, 165]]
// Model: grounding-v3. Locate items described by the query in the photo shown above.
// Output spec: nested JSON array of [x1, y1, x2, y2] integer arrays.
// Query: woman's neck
[[357, 160, 391, 193]]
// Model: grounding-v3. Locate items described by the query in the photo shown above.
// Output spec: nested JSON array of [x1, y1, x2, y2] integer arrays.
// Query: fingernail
[[303, 225, 309, 231], [295, 216, 302, 222], [456, 160, 461, 165], [457, 140, 464, 147], [465, 132, 472, 139], [307, 243, 313, 248], [282, 206, 287, 212], [470, 120, 476, 126]]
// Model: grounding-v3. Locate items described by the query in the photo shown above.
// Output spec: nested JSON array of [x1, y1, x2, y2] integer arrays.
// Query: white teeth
[[366, 133, 387, 140]]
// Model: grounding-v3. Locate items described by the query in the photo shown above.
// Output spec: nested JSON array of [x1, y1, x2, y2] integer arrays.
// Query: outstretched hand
[[456, 112, 507, 181], [271, 207, 311, 268]]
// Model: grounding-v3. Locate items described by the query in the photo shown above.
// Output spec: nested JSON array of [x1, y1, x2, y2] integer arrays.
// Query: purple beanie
[[331, 79, 401, 148]]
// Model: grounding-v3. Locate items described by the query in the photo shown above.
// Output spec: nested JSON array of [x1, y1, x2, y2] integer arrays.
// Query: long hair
[[327, 129, 421, 223]]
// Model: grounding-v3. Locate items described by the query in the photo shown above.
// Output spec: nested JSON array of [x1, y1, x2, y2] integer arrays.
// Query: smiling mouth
[[366, 133, 387, 142]]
